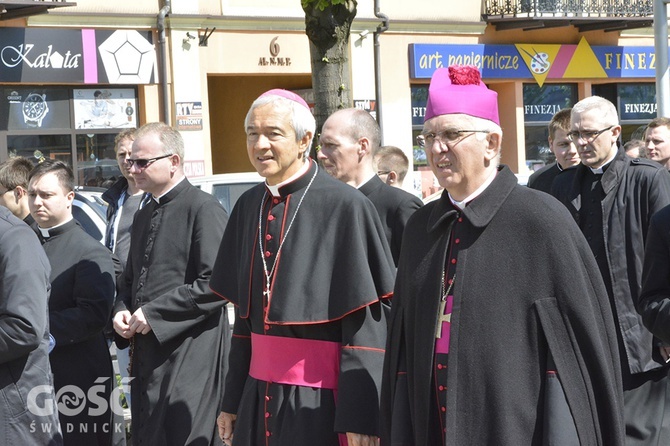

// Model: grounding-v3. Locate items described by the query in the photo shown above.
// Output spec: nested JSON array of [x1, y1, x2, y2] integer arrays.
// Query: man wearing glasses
[[112, 122, 230, 445], [552, 95, 670, 445], [381, 66, 624, 445]]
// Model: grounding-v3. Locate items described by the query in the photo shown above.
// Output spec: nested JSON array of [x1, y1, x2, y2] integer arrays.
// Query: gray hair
[[134, 122, 184, 161], [572, 96, 619, 125], [244, 94, 316, 149]]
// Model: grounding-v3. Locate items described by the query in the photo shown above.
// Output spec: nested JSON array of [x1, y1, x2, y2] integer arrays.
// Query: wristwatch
[[22, 93, 49, 128]]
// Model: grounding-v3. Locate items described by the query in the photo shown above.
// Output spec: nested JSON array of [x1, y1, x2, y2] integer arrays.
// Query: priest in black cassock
[[317, 107, 422, 266], [28, 160, 120, 445], [527, 108, 580, 194], [210, 89, 396, 446], [380, 66, 625, 445], [112, 122, 229, 446]]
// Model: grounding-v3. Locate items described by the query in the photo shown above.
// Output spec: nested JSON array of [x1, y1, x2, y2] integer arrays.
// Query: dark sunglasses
[[126, 153, 173, 169]]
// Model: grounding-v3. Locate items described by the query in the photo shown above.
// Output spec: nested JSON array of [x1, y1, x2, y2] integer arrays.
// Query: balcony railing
[[0, 0, 78, 21], [484, 0, 654, 31]]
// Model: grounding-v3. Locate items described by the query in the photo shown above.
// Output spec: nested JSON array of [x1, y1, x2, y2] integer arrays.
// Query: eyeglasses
[[420, 129, 490, 147], [567, 126, 614, 143], [126, 154, 173, 169], [377, 170, 391, 175]]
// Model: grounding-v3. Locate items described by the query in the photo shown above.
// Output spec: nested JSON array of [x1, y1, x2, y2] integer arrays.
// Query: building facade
[[5, 0, 661, 197]]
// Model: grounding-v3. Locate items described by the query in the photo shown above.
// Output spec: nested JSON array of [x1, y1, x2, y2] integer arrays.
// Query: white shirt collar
[[448, 169, 498, 210], [38, 216, 74, 238], [589, 149, 617, 174], [266, 160, 310, 197], [153, 176, 186, 203]]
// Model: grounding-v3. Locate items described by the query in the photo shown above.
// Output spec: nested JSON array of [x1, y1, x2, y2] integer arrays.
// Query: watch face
[[23, 94, 47, 119]]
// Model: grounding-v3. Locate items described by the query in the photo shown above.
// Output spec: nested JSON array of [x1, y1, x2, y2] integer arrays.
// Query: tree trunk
[[303, 0, 357, 156]]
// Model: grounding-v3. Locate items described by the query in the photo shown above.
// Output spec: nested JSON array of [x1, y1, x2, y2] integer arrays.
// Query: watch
[[23, 93, 49, 128]]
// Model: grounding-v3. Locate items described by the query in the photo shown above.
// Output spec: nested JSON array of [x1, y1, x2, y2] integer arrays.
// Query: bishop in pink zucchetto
[[424, 65, 499, 125], [259, 88, 310, 111]]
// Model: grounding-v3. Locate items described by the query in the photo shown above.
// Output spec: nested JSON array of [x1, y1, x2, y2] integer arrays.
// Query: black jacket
[[553, 150, 670, 374]]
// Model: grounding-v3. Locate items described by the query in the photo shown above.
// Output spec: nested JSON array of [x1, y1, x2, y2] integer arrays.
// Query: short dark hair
[[29, 159, 74, 193], [0, 156, 33, 190], [374, 145, 410, 182], [548, 108, 572, 141]]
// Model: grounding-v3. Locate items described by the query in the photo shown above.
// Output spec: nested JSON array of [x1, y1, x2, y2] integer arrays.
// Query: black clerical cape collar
[[426, 165, 517, 233]]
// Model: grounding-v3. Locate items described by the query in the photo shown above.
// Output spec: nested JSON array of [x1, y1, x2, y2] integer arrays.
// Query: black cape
[[210, 160, 396, 443], [115, 178, 230, 446], [381, 166, 624, 446]]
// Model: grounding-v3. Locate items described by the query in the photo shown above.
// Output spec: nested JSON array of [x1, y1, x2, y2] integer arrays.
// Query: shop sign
[[175, 101, 203, 131], [73, 89, 137, 129], [183, 160, 205, 177], [619, 84, 657, 121], [410, 37, 668, 87], [354, 99, 376, 120], [258, 37, 292, 67], [0, 28, 156, 84], [0, 87, 71, 130]]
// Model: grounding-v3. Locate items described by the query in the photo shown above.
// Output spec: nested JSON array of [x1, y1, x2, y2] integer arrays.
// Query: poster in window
[[73, 88, 137, 129]]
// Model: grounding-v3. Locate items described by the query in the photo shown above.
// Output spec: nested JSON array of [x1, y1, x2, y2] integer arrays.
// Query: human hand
[[346, 432, 379, 446], [113, 310, 133, 339], [217, 411, 236, 445], [128, 307, 152, 336]]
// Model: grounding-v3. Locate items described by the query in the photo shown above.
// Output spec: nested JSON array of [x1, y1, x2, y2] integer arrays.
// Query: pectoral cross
[[435, 299, 452, 338], [435, 273, 455, 339], [264, 276, 272, 300]]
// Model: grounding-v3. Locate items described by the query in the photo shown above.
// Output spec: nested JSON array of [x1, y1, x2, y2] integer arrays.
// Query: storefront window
[[76, 133, 121, 188], [8, 134, 72, 166], [523, 83, 577, 172]]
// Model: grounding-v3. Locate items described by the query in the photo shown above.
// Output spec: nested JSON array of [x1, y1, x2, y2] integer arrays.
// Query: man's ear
[[386, 171, 398, 185], [358, 137, 372, 159], [484, 132, 502, 162], [14, 185, 26, 200]]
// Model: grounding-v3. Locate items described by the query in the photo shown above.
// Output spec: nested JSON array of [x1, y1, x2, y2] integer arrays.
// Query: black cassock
[[210, 160, 396, 445], [40, 219, 119, 446], [358, 174, 422, 266], [381, 166, 625, 446], [115, 179, 229, 446]]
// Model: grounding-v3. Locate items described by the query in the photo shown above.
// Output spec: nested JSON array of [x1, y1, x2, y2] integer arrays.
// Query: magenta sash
[[249, 332, 341, 389], [435, 295, 453, 354]]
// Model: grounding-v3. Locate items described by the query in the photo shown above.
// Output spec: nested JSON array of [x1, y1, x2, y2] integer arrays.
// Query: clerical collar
[[38, 216, 73, 238], [589, 150, 617, 174], [448, 169, 497, 210], [153, 176, 186, 203], [557, 163, 564, 172], [266, 160, 310, 197], [356, 173, 377, 189]]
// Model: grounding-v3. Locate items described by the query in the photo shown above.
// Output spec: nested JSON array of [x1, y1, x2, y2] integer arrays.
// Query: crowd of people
[[5, 64, 670, 446]]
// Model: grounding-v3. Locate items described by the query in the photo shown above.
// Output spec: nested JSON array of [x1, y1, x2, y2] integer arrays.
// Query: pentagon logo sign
[[98, 30, 157, 83]]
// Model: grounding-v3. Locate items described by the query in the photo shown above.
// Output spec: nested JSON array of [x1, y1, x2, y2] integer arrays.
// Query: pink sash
[[249, 332, 341, 389]]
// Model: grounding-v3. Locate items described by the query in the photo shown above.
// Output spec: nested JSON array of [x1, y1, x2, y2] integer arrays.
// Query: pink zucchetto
[[259, 88, 310, 111], [424, 65, 499, 125]]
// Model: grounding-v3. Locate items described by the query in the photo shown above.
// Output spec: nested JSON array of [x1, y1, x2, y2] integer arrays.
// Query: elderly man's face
[[246, 103, 311, 185], [570, 108, 619, 169], [646, 125, 670, 169], [423, 113, 495, 200]]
